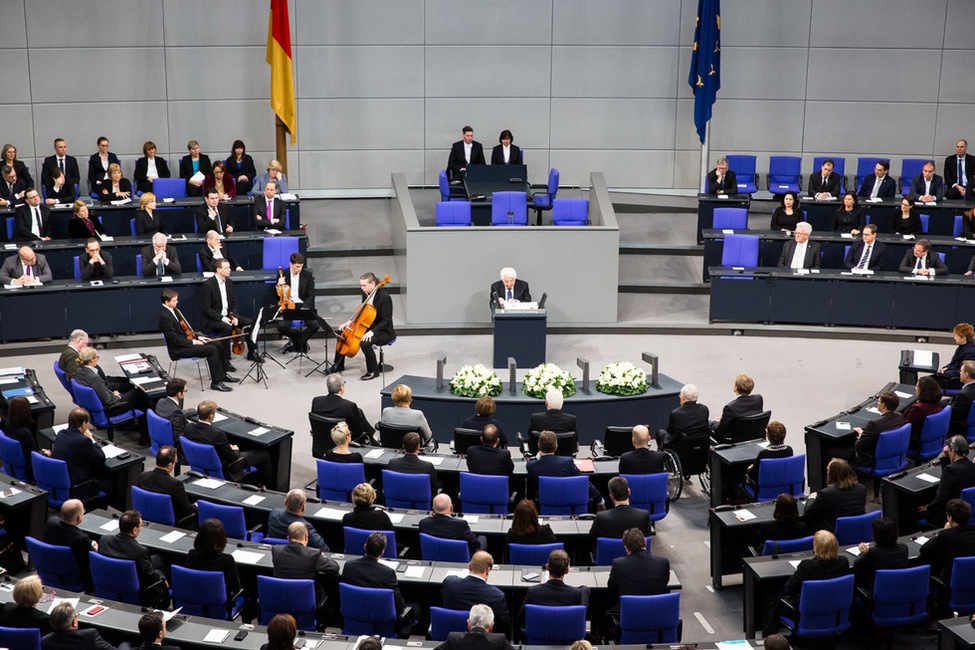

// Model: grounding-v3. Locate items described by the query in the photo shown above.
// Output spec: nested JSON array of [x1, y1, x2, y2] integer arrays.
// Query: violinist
[[158, 289, 239, 392], [201, 259, 258, 364], [275, 252, 318, 353], [330, 272, 395, 381]]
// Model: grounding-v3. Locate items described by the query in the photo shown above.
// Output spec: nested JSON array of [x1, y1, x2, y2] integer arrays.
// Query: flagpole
[[275, 117, 288, 176], [699, 121, 711, 193]]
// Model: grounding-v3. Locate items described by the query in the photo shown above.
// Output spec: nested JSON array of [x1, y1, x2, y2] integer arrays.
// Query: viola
[[276, 267, 295, 310]]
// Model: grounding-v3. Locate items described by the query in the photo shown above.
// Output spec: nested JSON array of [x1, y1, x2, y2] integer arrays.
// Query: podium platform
[[493, 308, 546, 367]]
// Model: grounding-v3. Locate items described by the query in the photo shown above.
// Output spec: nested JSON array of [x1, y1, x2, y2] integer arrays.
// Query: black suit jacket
[[195, 204, 234, 234], [949, 382, 975, 438], [435, 628, 514, 650], [41, 627, 116, 650], [844, 240, 887, 271], [154, 396, 192, 439], [51, 428, 106, 496], [715, 394, 764, 443], [44, 517, 95, 578], [0, 602, 52, 635], [898, 249, 949, 275], [79, 250, 114, 281], [857, 174, 896, 199], [183, 420, 245, 480], [13, 204, 52, 240], [490, 279, 531, 306], [0, 177, 28, 206], [97, 532, 164, 593], [447, 140, 486, 179], [528, 409, 576, 434], [200, 276, 238, 330], [589, 503, 650, 543], [777, 239, 822, 268], [41, 154, 81, 189], [198, 243, 239, 273], [133, 156, 171, 194], [853, 411, 905, 466], [87, 152, 119, 192], [945, 154, 975, 189], [311, 393, 375, 438], [159, 306, 198, 354], [141, 245, 181, 276], [342, 505, 393, 532], [253, 196, 285, 230], [910, 173, 945, 200], [388, 454, 438, 497], [360, 287, 395, 343], [801, 484, 867, 532], [491, 144, 523, 165], [43, 178, 77, 204], [526, 453, 579, 480], [137, 467, 196, 521], [179, 154, 213, 196], [706, 168, 738, 195], [342, 556, 406, 611], [928, 457, 975, 513], [466, 445, 513, 476], [271, 541, 338, 580], [524, 579, 589, 608], [134, 210, 165, 237], [279, 268, 315, 307], [919, 523, 975, 583], [607, 549, 670, 607], [68, 215, 105, 240], [441, 576, 511, 634], [98, 178, 132, 203], [807, 172, 841, 198], [618, 448, 666, 475], [418, 513, 480, 553], [664, 401, 711, 440]]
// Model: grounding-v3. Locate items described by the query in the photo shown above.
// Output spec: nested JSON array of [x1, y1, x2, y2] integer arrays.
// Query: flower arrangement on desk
[[596, 361, 648, 396], [449, 364, 502, 397], [522, 363, 576, 398]]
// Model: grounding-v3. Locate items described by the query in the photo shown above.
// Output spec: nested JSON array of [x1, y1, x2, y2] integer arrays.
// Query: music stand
[[280, 306, 321, 368], [305, 313, 339, 379], [243, 307, 281, 388]]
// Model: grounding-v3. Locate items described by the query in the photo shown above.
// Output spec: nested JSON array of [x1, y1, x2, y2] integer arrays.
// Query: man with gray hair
[[141, 232, 181, 276], [310, 372, 376, 444], [490, 266, 531, 308], [44, 602, 119, 650], [706, 157, 737, 196], [658, 384, 710, 452], [528, 388, 577, 436], [777, 221, 821, 269], [58, 329, 88, 380], [434, 604, 515, 650], [919, 434, 975, 528], [267, 489, 328, 550]]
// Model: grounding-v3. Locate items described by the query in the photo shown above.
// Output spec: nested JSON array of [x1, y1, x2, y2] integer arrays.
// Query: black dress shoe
[[281, 342, 295, 353], [210, 382, 233, 392], [225, 364, 237, 373], [360, 372, 379, 381], [223, 375, 240, 383], [246, 353, 260, 362]]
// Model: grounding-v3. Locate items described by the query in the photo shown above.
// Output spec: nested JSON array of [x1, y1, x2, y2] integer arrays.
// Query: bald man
[[618, 425, 666, 475], [0, 246, 52, 285], [418, 493, 483, 555]]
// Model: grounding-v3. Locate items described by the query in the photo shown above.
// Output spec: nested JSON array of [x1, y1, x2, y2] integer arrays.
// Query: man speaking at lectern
[[490, 267, 531, 309]]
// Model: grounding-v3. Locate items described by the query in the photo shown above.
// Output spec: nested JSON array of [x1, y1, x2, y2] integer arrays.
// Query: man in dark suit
[[184, 399, 272, 486], [388, 432, 438, 498], [13, 188, 52, 240], [711, 374, 764, 444], [910, 161, 945, 202], [43, 602, 119, 650], [141, 233, 182, 277], [253, 180, 285, 230], [523, 549, 589, 609], [619, 425, 666, 475], [200, 259, 258, 363], [0, 164, 28, 207], [441, 552, 511, 635], [311, 372, 376, 443], [86, 137, 119, 194], [198, 230, 242, 272], [851, 391, 904, 467], [59, 330, 89, 381], [419, 493, 483, 555], [271, 521, 339, 601], [44, 499, 98, 583], [98, 510, 168, 607], [919, 436, 975, 528], [466, 425, 513, 476], [857, 160, 897, 199], [268, 489, 329, 550], [51, 408, 110, 502], [136, 446, 197, 525], [777, 222, 821, 269], [606, 528, 670, 618], [0, 246, 53, 285], [589, 477, 651, 547], [134, 611, 180, 650], [807, 158, 841, 200], [342, 531, 412, 636], [154, 378, 196, 440], [41, 138, 81, 192], [490, 266, 531, 309], [528, 388, 577, 434], [919, 499, 975, 586], [447, 126, 486, 182], [195, 188, 234, 234], [79, 239, 114, 281], [331, 271, 395, 380], [658, 384, 710, 451], [490, 130, 522, 166], [159, 289, 236, 392], [527, 430, 604, 508], [706, 158, 737, 196], [275, 252, 319, 354], [844, 224, 886, 271], [945, 140, 975, 200], [949, 362, 975, 438], [898, 238, 949, 276], [435, 604, 515, 650]]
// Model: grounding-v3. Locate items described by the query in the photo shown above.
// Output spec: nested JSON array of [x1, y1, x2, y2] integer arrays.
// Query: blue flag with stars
[[688, 0, 721, 143]]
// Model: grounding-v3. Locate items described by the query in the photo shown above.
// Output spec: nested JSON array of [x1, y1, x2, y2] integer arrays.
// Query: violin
[[335, 275, 391, 359], [276, 266, 295, 310], [229, 312, 246, 355]]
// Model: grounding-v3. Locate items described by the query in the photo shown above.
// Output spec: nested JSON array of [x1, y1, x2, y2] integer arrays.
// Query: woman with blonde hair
[[135, 192, 164, 236], [68, 200, 105, 239], [99, 163, 132, 202], [325, 421, 363, 463]]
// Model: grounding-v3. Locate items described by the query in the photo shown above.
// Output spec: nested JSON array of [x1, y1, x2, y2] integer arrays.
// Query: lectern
[[492, 308, 546, 368]]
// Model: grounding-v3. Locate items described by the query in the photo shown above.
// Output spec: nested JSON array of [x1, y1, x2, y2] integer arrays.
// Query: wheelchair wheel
[[663, 449, 683, 502]]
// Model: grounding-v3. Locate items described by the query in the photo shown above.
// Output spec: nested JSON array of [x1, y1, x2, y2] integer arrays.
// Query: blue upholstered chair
[[833, 510, 881, 546], [619, 593, 681, 644], [459, 473, 510, 514], [899, 158, 930, 196], [712, 207, 748, 230], [508, 542, 563, 566], [419, 533, 470, 563], [767, 156, 801, 194], [537, 476, 589, 516], [344, 527, 397, 558], [435, 201, 472, 226], [622, 473, 669, 523], [852, 423, 910, 498], [551, 198, 588, 226], [777, 574, 855, 639], [726, 155, 757, 193], [491, 191, 528, 226], [339, 583, 398, 637], [316, 459, 365, 502], [524, 605, 587, 645], [720, 234, 759, 267], [381, 470, 431, 510], [761, 535, 815, 556], [263, 236, 299, 270], [25, 537, 86, 591], [855, 157, 886, 190], [745, 454, 805, 502], [429, 607, 470, 641], [909, 406, 950, 462], [531, 168, 559, 223]]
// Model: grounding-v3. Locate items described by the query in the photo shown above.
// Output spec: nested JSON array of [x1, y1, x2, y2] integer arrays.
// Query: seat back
[[508, 542, 563, 566], [491, 191, 528, 226], [339, 583, 397, 637], [147, 410, 176, 457], [0, 431, 30, 480], [263, 236, 299, 270], [949, 556, 975, 614], [524, 604, 587, 645], [316, 459, 365, 502], [452, 427, 483, 455], [594, 536, 652, 566], [602, 426, 636, 457], [919, 213, 930, 233], [726, 155, 757, 192], [70, 379, 109, 428], [551, 198, 588, 226], [726, 410, 771, 444], [794, 574, 855, 637], [420, 533, 471, 563], [25, 537, 85, 591], [899, 158, 930, 195], [31, 452, 73, 507], [712, 207, 748, 230], [381, 470, 432, 510], [677, 430, 711, 477], [378, 422, 419, 449], [90, 551, 143, 605], [460, 472, 509, 514], [131, 486, 176, 527], [53, 360, 74, 397], [153, 177, 187, 199], [962, 486, 975, 513], [872, 565, 930, 626], [619, 593, 681, 644], [73, 256, 81, 279], [833, 510, 882, 546], [720, 234, 759, 267], [871, 423, 911, 476], [180, 437, 226, 478], [258, 576, 317, 630], [913, 406, 950, 461], [435, 201, 472, 226], [0, 626, 41, 650], [533, 168, 560, 211], [429, 607, 470, 641], [967, 404, 975, 443], [528, 430, 578, 456], [136, 254, 143, 276], [537, 476, 589, 516], [754, 454, 805, 502], [856, 157, 885, 189], [309, 413, 343, 458], [438, 170, 451, 202], [812, 156, 847, 194], [197, 499, 249, 539], [761, 535, 815, 556], [622, 473, 669, 521], [171, 565, 229, 618], [768, 156, 801, 193], [343, 527, 397, 559]]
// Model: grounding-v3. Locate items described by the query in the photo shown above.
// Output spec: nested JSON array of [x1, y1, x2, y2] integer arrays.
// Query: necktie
[[870, 178, 880, 199], [856, 244, 871, 270], [157, 257, 165, 276], [59, 158, 64, 174], [25, 265, 31, 278], [31, 207, 40, 237], [507, 288, 513, 301], [212, 209, 221, 232], [266, 199, 273, 221], [961, 159, 967, 188], [915, 256, 923, 272]]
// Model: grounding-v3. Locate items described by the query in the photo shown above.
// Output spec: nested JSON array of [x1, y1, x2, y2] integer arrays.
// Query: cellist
[[200, 259, 259, 364], [275, 252, 319, 353], [158, 289, 239, 392], [330, 272, 396, 381]]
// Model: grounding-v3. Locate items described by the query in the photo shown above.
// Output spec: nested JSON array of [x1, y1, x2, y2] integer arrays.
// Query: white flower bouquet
[[522, 363, 576, 398], [449, 364, 503, 397], [596, 361, 648, 396]]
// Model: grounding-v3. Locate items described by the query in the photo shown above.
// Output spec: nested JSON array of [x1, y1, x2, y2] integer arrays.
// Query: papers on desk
[[378, 559, 399, 570], [834, 421, 851, 430], [279, 193, 297, 201], [130, 376, 158, 387], [203, 629, 230, 644], [47, 597, 79, 614], [99, 519, 119, 532], [902, 234, 916, 240], [894, 390, 913, 400], [243, 494, 266, 506], [0, 377, 19, 385], [445, 568, 469, 578], [756, 440, 770, 449], [840, 232, 854, 239], [387, 512, 405, 524], [462, 515, 479, 524], [851, 268, 874, 275], [733, 509, 757, 522], [153, 607, 182, 621], [160, 530, 186, 544], [160, 276, 173, 283], [115, 353, 143, 363], [123, 362, 152, 375], [404, 565, 426, 578], [721, 229, 735, 234], [193, 478, 225, 489], [53, 423, 69, 433], [162, 197, 175, 203], [101, 444, 126, 459], [202, 272, 215, 279], [914, 350, 935, 368], [247, 426, 269, 437], [715, 641, 754, 650], [2, 243, 14, 250], [916, 535, 931, 545], [425, 456, 445, 466], [0, 487, 22, 499], [98, 233, 115, 242], [25, 395, 38, 405], [365, 449, 385, 459], [109, 199, 132, 207], [265, 228, 283, 235], [916, 473, 939, 484], [866, 407, 881, 415], [845, 546, 861, 556], [867, 198, 883, 203], [315, 507, 346, 521], [788, 560, 802, 569], [211, 412, 228, 423], [231, 549, 265, 565]]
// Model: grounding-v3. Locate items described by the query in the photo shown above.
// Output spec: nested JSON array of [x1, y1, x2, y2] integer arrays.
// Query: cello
[[335, 275, 390, 358]]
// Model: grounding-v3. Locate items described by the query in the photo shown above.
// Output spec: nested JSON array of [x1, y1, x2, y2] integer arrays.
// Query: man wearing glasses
[[79, 238, 113, 280], [97, 509, 169, 607], [0, 245, 52, 285]]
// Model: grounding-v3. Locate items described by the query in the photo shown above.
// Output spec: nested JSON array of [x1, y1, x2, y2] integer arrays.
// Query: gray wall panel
[[295, 47, 424, 99], [425, 0, 551, 45], [1, 51, 32, 104], [805, 49, 941, 101], [719, 47, 809, 100], [934, 105, 974, 154], [944, 0, 975, 49], [29, 48, 166, 104], [3, 105, 36, 161], [551, 47, 680, 98], [161, 0, 267, 46], [708, 101, 806, 153], [810, 0, 946, 49], [295, 0, 424, 45], [938, 51, 974, 103], [167, 101, 273, 156], [551, 100, 676, 150], [166, 47, 268, 100], [425, 47, 552, 98], [553, 0, 680, 46], [803, 102, 936, 155], [720, 0, 811, 47], [0, 4, 26, 48], [25, 0, 162, 48], [300, 151, 425, 189], [676, 99, 703, 152], [297, 100, 424, 150], [424, 99, 551, 151], [550, 150, 676, 189], [674, 150, 705, 190], [31, 103, 171, 165]]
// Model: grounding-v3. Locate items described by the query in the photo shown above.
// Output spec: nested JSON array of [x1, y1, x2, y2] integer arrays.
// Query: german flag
[[267, 0, 296, 144]]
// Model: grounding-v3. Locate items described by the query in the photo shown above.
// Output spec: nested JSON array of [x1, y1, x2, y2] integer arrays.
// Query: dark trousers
[[170, 342, 225, 383], [236, 449, 273, 487], [276, 319, 319, 352], [206, 317, 256, 361]]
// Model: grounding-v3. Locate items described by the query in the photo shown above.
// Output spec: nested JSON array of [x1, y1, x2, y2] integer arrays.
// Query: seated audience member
[[250, 159, 289, 195], [447, 126, 485, 182], [619, 424, 666, 474], [44, 499, 98, 581], [268, 489, 328, 550], [936, 323, 975, 390], [52, 408, 111, 502], [857, 159, 896, 199], [184, 399, 272, 485], [381, 384, 435, 451], [325, 421, 364, 463], [203, 160, 236, 199], [769, 191, 801, 231], [902, 376, 943, 444], [527, 430, 604, 509], [134, 611, 178, 650], [831, 191, 866, 235], [706, 157, 737, 196], [264, 614, 298, 650], [919, 498, 975, 586], [0, 575, 52, 635], [79, 238, 114, 280], [890, 195, 922, 236], [0, 245, 52, 285], [137, 446, 197, 524], [2, 395, 46, 472], [658, 383, 710, 451], [528, 388, 576, 435], [154, 377, 196, 440], [98, 510, 169, 607], [589, 477, 651, 546], [226, 140, 257, 195], [179, 139, 212, 197], [762, 530, 849, 636], [0, 164, 28, 207], [74, 348, 147, 441], [963, 208, 975, 240], [945, 139, 974, 200], [142, 232, 182, 276], [198, 229, 242, 272], [506, 499, 557, 546], [342, 483, 393, 531], [898, 238, 948, 276], [910, 160, 944, 202], [850, 390, 904, 467], [711, 373, 764, 444], [460, 395, 508, 446], [948, 361, 975, 438], [254, 180, 285, 230], [1, 144, 32, 188], [420, 493, 483, 555], [43, 602, 119, 650], [87, 137, 118, 194], [918, 435, 975, 528], [491, 129, 522, 165], [186, 518, 240, 597], [441, 553, 511, 634], [387, 431, 438, 499], [490, 266, 531, 308], [311, 372, 376, 444], [807, 158, 840, 200], [135, 192, 165, 237], [465, 424, 513, 476], [133, 141, 171, 194], [853, 516, 908, 589], [746, 421, 792, 485], [58, 329, 89, 380], [98, 163, 132, 202], [606, 528, 669, 619], [41, 138, 81, 192], [776, 221, 821, 269], [801, 459, 866, 532], [271, 521, 339, 602], [755, 494, 809, 549], [843, 224, 886, 271], [341, 532, 411, 635], [437, 605, 514, 650], [68, 200, 105, 239], [43, 166, 76, 205], [523, 549, 589, 610], [195, 187, 234, 234], [13, 188, 51, 240]]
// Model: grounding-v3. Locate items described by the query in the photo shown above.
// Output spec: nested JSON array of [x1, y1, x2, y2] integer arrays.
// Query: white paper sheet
[[99, 519, 119, 532], [114, 353, 143, 362], [916, 473, 939, 483], [733, 509, 756, 521], [845, 546, 861, 556], [788, 560, 802, 568], [203, 629, 229, 643], [913, 350, 934, 367], [47, 597, 79, 613], [231, 549, 265, 565], [835, 421, 851, 430], [193, 478, 225, 489], [248, 426, 269, 436], [160, 531, 186, 544], [426, 456, 445, 466], [365, 449, 385, 459], [387, 513, 405, 523], [211, 412, 228, 422], [101, 444, 126, 459], [378, 559, 399, 570], [315, 507, 347, 521], [130, 376, 157, 387], [894, 390, 913, 400], [243, 494, 265, 505], [404, 566, 426, 578], [462, 515, 479, 523]]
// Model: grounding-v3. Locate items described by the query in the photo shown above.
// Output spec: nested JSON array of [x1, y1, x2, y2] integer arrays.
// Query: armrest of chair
[[175, 512, 197, 528], [856, 586, 873, 611], [304, 478, 318, 493], [397, 605, 416, 626], [798, 174, 804, 191], [247, 522, 264, 536], [777, 597, 798, 624], [227, 588, 245, 619], [765, 173, 773, 191], [227, 457, 248, 475], [590, 440, 604, 457], [577, 513, 595, 521]]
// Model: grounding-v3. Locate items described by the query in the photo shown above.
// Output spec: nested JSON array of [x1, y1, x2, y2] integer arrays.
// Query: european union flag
[[688, 0, 721, 143]]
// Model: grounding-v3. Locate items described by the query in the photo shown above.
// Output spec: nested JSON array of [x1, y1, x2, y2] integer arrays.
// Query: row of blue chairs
[[436, 196, 588, 227], [719, 232, 949, 270], [712, 206, 969, 238]]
